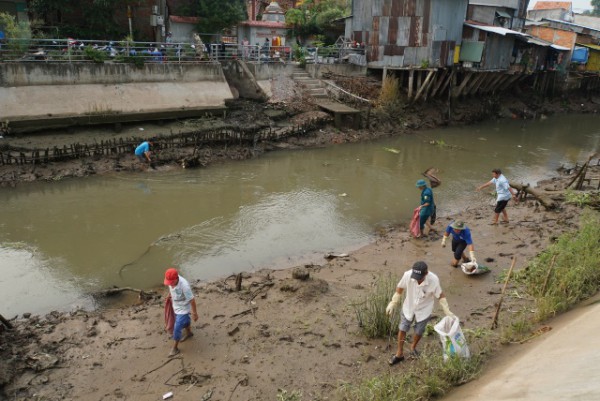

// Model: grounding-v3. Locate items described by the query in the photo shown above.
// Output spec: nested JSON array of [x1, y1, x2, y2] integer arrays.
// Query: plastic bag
[[461, 261, 491, 275], [410, 207, 421, 238], [434, 316, 470, 360]]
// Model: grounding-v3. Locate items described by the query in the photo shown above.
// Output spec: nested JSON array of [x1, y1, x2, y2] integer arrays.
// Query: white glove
[[441, 236, 447, 248], [386, 292, 402, 316], [469, 251, 476, 263], [439, 297, 455, 318]]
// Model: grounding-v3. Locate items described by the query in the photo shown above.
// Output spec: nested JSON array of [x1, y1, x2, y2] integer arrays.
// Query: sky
[[529, 0, 593, 12]]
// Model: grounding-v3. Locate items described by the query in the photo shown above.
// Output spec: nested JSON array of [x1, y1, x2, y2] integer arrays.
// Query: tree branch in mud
[[510, 182, 557, 210], [93, 287, 157, 301], [0, 313, 13, 329]]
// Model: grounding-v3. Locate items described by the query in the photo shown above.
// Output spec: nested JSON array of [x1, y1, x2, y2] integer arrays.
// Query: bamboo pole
[[491, 257, 517, 330]]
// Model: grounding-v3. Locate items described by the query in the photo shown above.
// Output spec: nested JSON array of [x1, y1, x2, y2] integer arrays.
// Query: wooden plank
[[453, 71, 473, 98], [481, 72, 503, 94], [469, 72, 489, 95], [408, 69, 415, 99], [430, 69, 451, 98], [414, 69, 436, 102]]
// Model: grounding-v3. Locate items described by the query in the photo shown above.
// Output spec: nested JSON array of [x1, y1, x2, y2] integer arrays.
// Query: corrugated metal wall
[[349, 0, 468, 68], [481, 33, 515, 69]]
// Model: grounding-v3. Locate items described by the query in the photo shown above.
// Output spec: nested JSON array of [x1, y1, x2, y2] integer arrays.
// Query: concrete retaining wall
[[245, 63, 300, 80], [0, 63, 233, 132], [306, 63, 367, 79], [0, 62, 226, 87]]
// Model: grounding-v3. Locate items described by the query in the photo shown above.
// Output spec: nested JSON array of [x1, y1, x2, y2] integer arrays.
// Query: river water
[[1, 114, 598, 316]]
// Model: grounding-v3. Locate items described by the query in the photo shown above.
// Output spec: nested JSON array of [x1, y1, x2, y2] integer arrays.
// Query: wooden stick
[[541, 254, 558, 295], [491, 257, 517, 330], [0, 313, 13, 330]]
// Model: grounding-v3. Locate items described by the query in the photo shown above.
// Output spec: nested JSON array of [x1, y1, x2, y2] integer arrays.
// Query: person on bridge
[[441, 220, 476, 268], [416, 179, 436, 237], [386, 261, 455, 365], [134, 139, 154, 167], [164, 267, 198, 357], [476, 168, 518, 225]]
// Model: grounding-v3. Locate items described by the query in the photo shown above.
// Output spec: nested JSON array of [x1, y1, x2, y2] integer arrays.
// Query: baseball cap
[[411, 261, 428, 280], [164, 268, 179, 286], [416, 179, 427, 187]]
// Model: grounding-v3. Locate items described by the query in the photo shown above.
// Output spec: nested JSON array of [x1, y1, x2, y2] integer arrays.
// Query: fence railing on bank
[[0, 38, 293, 64], [0, 116, 330, 166]]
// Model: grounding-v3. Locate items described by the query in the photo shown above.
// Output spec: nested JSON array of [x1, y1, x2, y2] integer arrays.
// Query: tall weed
[[515, 210, 600, 320], [351, 274, 400, 339]]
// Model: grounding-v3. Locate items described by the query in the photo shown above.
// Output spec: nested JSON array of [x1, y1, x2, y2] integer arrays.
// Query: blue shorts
[[173, 313, 191, 341]]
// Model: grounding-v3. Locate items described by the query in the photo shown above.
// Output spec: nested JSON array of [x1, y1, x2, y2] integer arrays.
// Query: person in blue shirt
[[416, 179, 436, 237], [476, 168, 518, 225], [441, 220, 476, 267], [134, 139, 154, 166]]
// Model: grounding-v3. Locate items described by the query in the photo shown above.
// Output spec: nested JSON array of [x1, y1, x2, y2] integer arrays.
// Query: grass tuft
[[351, 273, 400, 339]]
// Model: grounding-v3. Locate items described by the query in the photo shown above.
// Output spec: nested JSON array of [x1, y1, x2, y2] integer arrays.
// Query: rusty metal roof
[[532, 1, 572, 11]]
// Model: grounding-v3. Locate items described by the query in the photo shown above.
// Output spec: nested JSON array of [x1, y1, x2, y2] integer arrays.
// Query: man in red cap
[[164, 267, 198, 357]]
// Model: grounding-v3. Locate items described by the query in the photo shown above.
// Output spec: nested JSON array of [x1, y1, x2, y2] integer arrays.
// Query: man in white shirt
[[476, 168, 518, 225], [164, 267, 198, 357], [386, 261, 454, 365]]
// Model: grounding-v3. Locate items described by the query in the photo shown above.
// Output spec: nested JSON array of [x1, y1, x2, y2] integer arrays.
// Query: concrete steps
[[291, 69, 329, 99]]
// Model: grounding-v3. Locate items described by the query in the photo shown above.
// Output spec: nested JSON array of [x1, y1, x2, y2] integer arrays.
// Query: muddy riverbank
[[1, 82, 599, 187], [1, 79, 600, 399], [1, 164, 599, 400]]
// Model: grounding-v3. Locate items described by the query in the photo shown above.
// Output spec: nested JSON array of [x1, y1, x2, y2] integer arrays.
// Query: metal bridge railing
[[0, 38, 293, 64]]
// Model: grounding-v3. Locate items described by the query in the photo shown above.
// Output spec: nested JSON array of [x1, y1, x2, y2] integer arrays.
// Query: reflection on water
[[0, 114, 598, 315]]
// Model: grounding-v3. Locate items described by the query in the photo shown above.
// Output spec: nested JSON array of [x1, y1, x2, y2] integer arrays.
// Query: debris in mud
[[324, 252, 349, 260], [292, 267, 310, 280]]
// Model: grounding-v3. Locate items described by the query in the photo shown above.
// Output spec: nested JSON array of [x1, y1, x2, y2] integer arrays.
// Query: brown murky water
[[0, 114, 598, 315]]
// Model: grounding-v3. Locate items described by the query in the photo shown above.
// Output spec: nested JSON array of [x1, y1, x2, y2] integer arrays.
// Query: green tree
[[285, 0, 347, 44], [591, 0, 600, 16], [28, 0, 71, 24], [0, 12, 32, 55], [196, 0, 247, 39]]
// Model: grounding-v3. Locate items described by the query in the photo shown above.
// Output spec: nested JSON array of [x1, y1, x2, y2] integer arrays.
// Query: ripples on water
[[0, 114, 598, 315]]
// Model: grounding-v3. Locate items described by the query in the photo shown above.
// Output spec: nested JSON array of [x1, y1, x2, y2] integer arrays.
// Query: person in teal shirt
[[416, 179, 436, 237]]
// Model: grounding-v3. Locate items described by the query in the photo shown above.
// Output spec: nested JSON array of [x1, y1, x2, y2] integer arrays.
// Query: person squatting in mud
[[134, 138, 155, 168], [476, 168, 518, 225], [386, 261, 455, 365], [164, 268, 198, 357], [441, 220, 477, 268]]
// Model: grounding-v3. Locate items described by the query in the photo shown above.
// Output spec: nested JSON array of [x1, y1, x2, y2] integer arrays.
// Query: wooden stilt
[[467, 72, 487, 96], [485, 72, 505, 93], [453, 71, 473, 98], [414, 69, 436, 101], [429, 69, 448, 98], [408, 69, 415, 100]]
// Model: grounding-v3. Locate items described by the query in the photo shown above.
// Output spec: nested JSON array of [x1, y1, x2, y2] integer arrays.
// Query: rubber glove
[[441, 236, 447, 248], [386, 292, 402, 316], [469, 250, 476, 263], [439, 297, 456, 318]]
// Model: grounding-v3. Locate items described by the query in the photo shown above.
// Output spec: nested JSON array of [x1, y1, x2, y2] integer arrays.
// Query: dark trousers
[[452, 237, 468, 261]]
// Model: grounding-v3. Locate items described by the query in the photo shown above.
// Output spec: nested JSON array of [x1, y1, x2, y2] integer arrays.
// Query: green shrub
[[84, 46, 107, 63]]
